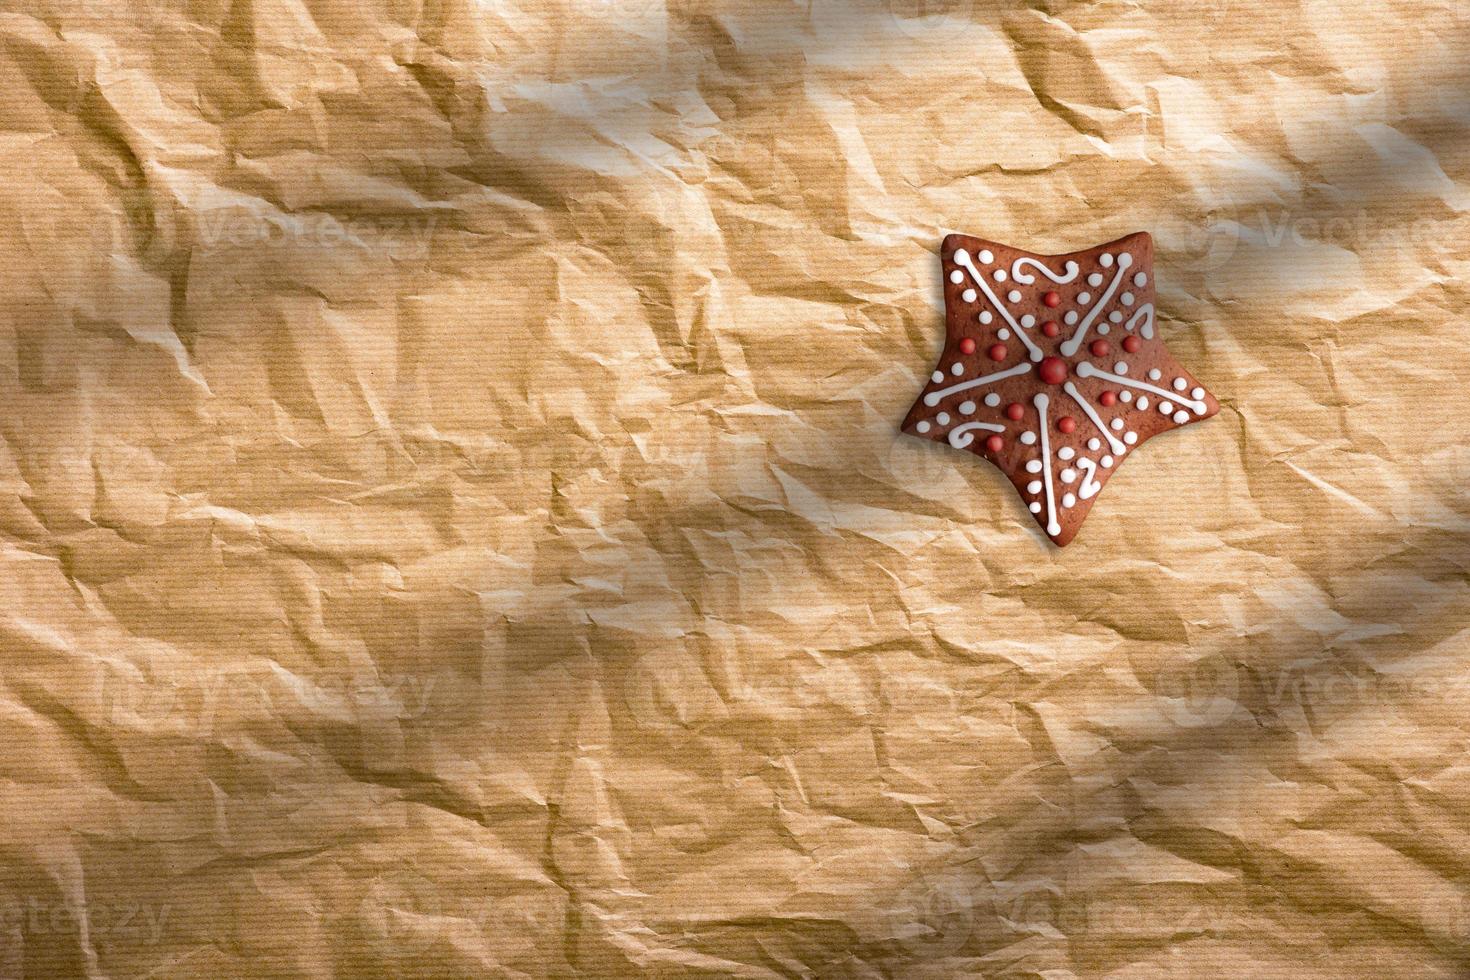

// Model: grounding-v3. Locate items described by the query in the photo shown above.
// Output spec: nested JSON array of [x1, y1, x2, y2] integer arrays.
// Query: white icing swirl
[[1010, 257, 1080, 285], [947, 421, 1006, 449]]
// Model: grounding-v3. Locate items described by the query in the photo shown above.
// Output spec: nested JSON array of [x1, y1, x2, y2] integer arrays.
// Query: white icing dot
[[1100, 253, 1114, 268], [937, 412, 951, 425], [1020, 315, 1035, 328], [979, 249, 994, 264], [1007, 290, 1022, 303], [1058, 447, 1075, 461], [1088, 273, 1104, 287], [932, 371, 945, 383], [984, 393, 1001, 407], [951, 362, 964, 376], [1110, 418, 1124, 431], [1064, 311, 1079, 325], [1192, 387, 1205, 400], [1029, 501, 1042, 514], [1173, 377, 1187, 391], [1020, 431, 1037, 446], [1062, 493, 1076, 508], [1026, 480, 1042, 494], [953, 250, 968, 264], [1124, 431, 1138, 445], [962, 289, 977, 303], [998, 328, 1011, 340], [1148, 368, 1162, 381], [1087, 438, 1101, 451], [1120, 391, 1133, 403], [1060, 468, 1077, 484], [1137, 395, 1149, 410], [1121, 292, 1135, 306], [1101, 455, 1114, 467], [979, 311, 993, 325], [1026, 460, 1042, 474], [993, 269, 1007, 282], [960, 400, 976, 415], [1134, 272, 1147, 288], [1108, 311, 1123, 324], [1173, 410, 1189, 424], [1114, 362, 1128, 375], [1048, 522, 1061, 536], [1098, 324, 1110, 335], [1077, 292, 1091, 304], [1159, 400, 1174, 414], [950, 270, 964, 284], [917, 421, 931, 433]]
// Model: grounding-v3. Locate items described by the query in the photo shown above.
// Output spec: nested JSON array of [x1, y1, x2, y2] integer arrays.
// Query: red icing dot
[[1099, 390, 1117, 407], [985, 435, 1004, 453], [1043, 291, 1062, 308], [959, 337, 977, 355], [1038, 356, 1068, 385], [1005, 402, 1025, 421], [1090, 339, 1110, 357], [987, 343, 1007, 362], [1041, 321, 1060, 338], [1057, 416, 1077, 434], [1122, 335, 1141, 353]]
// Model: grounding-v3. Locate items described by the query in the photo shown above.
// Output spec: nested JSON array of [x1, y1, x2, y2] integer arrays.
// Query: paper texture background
[[1, 0, 1468, 976]]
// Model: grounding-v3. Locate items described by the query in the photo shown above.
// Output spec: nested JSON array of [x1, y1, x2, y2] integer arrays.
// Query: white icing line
[[947, 421, 1005, 449], [1074, 362, 1207, 412], [1033, 393, 1061, 538], [1062, 381, 1127, 454], [924, 362, 1033, 407], [954, 251, 1043, 362], [1060, 253, 1133, 357], [1077, 458, 1103, 500], [1011, 257, 1080, 285], [1125, 303, 1155, 340]]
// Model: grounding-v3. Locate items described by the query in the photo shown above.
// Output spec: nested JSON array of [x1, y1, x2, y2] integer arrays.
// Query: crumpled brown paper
[[1, 0, 1469, 975]]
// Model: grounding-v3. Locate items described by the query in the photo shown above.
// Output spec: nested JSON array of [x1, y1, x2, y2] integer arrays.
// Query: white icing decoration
[[1137, 395, 1149, 410], [1159, 400, 1174, 414], [979, 249, 994, 263], [1075, 362, 1208, 413], [960, 400, 976, 415], [1192, 387, 1205, 400], [1110, 418, 1124, 431], [993, 269, 1007, 282], [1124, 431, 1138, 445], [1124, 305, 1155, 339], [1148, 368, 1162, 381], [1077, 458, 1102, 499], [998, 329, 1010, 340], [948, 421, 1006, 448], [1100, 253, 1114, 268], [953, 252, 1043, 362], [963, 289, 977, 303], [1108, 311, 1123, 324], [1020, 315, 1035, 328], [1033, 393, 1061, 537], [1060, 253, 1132, 357], [1060, 468, 1077, 483], [1087, 438, 1101, 451], [1173, 377, 1187, 391], [980, 311, 993, 324], [1062, 493, 1076, 507], [1098, 324, 1110, 335], [932, 371, 945, 383], [953, 250, 968, 264], [917, 421, 930, 433], [924, 362, 1033, 407], [1020, 431, 1037, 445], [937, 412, 951, 425], [951, 362, 964, 376], [1087, 273, 1103, 287], [1010, 257, 1080, 285], [1134, 272, 1147, 287], [951, 270, 964, 284], [984, 394, 1001, 407], [1102, 455, 1114, 467], [1058, 447, 1075, 461], [1007, 290, 1022, 303], [1120, 391, 1133, 403], [1173, 410, 1189, 423], [1076, 292, 1091, 305], [1026, 480, 1042, 494], [1062, 381, 1127, 455], [1122, 292, 1135, 306], [1114, 362, 1128, 374], [1064, 311, 1079, 325], [1026, 460, 1042, 474], [1029, 501, 1042, 513]]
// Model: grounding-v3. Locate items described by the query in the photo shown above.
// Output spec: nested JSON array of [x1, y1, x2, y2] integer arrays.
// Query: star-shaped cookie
[[902, 232, 1219, 546]]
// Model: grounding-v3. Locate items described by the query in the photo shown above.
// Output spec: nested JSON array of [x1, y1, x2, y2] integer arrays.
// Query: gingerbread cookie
[[902, 232, 1219, 546]]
